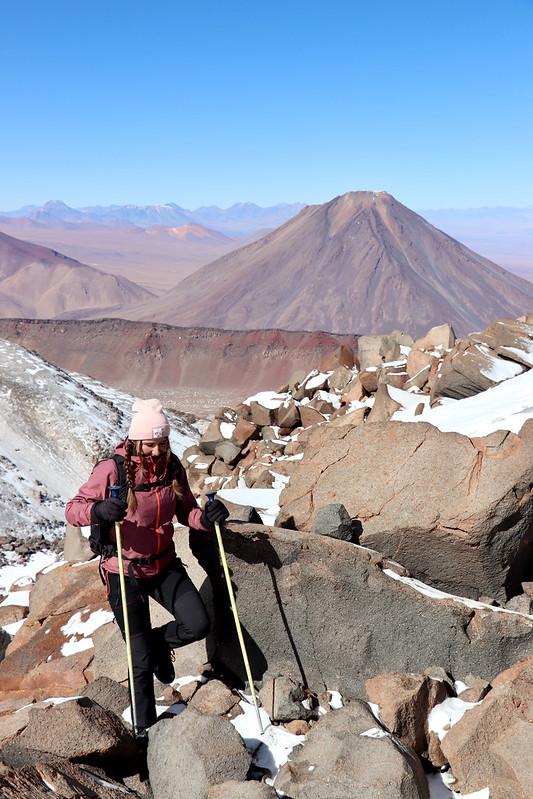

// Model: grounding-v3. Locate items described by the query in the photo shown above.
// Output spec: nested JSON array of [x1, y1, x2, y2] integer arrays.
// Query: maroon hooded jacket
[[65, 440, 209, 578]]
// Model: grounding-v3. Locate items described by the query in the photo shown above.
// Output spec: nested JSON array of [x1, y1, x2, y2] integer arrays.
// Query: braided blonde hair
[[124, 438, 183, 512]]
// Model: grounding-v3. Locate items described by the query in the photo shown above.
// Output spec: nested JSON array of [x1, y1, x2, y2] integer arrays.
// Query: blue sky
[[1, 0, 532, 211]]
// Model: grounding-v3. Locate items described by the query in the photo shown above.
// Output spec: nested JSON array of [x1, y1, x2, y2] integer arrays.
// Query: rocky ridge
[[1, 314, 533, 797]]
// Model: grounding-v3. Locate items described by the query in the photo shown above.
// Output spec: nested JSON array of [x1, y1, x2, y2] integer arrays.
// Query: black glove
[[91, 498, 128, 523], [200, 499, 229, 529]]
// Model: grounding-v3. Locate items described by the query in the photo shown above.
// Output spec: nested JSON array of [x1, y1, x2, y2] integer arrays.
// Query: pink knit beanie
[[128, 399, 171, 441]]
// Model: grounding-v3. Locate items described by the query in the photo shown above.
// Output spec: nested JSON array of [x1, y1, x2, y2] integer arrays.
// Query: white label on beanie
[[152, 427, 164, 439]]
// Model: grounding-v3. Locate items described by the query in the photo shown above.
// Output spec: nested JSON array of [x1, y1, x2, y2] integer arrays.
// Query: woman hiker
[[65, 398, 229, 741]]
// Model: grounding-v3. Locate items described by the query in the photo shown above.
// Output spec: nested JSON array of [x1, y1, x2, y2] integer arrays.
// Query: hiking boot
[[153, 643, 175, 685]]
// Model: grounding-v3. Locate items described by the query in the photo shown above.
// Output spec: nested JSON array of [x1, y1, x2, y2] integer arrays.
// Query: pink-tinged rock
[[327, 364, 357, 394], [0, 758, 138, 798], [341, 376, 367, 403], [199, 419, 226, 455], [440, 655, 533, 798], [292, 372, 328, 401], [276, 419, 533, 602], [276, 398, 301, 429], [0, 604, 27, 627], [329, 406, 368, 427], [320, 344, 356, 372], [359, 368, 380, 393], [366, 383, 402, 422], [27, 560, 102, 623], [477, 318, 533, 368], [433, 320, 529, 401], [188, 679, 241, 716], [0, 610, 94, 700], [63, 523, 92, 563], [406, 348, 438, 379], [380, 364, 409, 389], [215, 441, 242, 466], [0, 703, 35, 746], [413, 323, 456, 351], [365, 672, 450, 755], [248, 401, 278, 427], [188, 454, 216, 483], [239, 442, 263, 472], [299, 405, 326, 428], [0, 561, 106, 703], [306, 395, 335, 415], [211, 459, 235, 478], [232, 418, 260, 447]]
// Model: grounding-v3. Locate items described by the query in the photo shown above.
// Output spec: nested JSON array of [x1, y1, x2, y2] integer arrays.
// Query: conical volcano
[[120, 191, 533, 336]]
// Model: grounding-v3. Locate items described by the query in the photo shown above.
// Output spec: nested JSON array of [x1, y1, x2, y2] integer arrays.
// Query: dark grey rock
[[147, 708, 251, 799], [80, 676, 131, 719], [0, 629, 10, 663], [190, 522, 533, 701], [310, 503, 353, 541], [274, 701, 429, 799], [13, 699, 137, 762], [259, 676, 314, 723]]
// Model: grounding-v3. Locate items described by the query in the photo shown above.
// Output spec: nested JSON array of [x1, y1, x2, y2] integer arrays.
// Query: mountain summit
[[124, 191, 533, 336]]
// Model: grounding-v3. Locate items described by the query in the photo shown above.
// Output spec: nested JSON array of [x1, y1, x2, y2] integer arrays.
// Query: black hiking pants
[[105, 557, 210, 729]]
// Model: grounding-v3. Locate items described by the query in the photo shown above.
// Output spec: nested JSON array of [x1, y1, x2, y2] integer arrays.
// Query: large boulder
[[7, 698, 137, 762], [0, 560, 107, 701], [275, 419, 533, 602], [190, 523, 533, 699], [274, 701, 429, 799], [440, 655, 533, 799], [147, 708, 252, 799]]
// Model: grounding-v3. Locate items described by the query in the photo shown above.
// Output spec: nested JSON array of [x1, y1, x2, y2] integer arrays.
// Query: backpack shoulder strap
[[111, 454, 129, 501]]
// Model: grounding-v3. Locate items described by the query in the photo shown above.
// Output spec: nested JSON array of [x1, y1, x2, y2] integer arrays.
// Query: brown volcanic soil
[[0, 230, 153, 318], [115, 191, 533, 338], [0, 319, 358, 416]]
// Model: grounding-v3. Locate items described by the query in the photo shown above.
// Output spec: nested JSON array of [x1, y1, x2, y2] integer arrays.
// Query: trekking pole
[[206, 491, 264, 735], [110, 485, 138, 736]]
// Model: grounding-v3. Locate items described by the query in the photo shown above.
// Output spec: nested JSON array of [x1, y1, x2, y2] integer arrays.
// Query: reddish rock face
[[0, 319, 358, 416], [365, 671, 450, 756], [0, 561, 106, 703], [440, 655, 533, 798], [276, 419, 533, 602]]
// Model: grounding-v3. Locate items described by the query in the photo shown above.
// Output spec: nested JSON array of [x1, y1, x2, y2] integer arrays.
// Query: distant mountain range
[[0, 191, 532, 336], [0, 200, 306, 236]]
